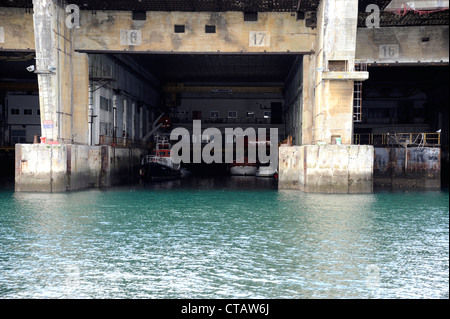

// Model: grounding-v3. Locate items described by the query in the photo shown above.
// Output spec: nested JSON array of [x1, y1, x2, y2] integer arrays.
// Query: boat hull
[[140, 162, 180, 182], [256, 166, 277, 177], [229, 165, 257, 176]]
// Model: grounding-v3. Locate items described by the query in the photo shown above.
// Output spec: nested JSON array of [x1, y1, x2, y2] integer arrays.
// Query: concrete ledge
[[15, 144, 142, 192], [279, 145, 374, 193], [321, 71, 369, 81], [374, 147, 441, 190]]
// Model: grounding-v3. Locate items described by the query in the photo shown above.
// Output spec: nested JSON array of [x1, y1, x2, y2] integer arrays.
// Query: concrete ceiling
[[117, 53, 300, 84], [0, 50, 299, 85]]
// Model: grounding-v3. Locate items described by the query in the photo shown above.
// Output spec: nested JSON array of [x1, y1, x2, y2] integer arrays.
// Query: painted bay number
[[379, 44, 399, 58], [120, 30, 142, 46], [249, 31, 269, 47]]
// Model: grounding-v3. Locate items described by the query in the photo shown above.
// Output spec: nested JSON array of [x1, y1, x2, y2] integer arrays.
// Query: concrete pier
[[15, 144, 142, 192], [278, 145, 374, 193], [374, 147, 441, 190]]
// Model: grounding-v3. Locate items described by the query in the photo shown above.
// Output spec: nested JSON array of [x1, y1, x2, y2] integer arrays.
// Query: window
[[263, 111, 271, 118], [210, 111, 220, 118], [132, 11, 146, 21], [10, 108, 19, 115], [24, 109, 33, 115], [37, 109, 40, 115], [205, 25, 216, 33], [100, 122, 111, 136], [328, 60, 347, 72], [100, 96, 111, 111], [244, 12, 258, 21], [246, 111, 255, 118], [228, 111, 237, 118], [11, 130, 26, 143], [174, 25, 185, 33], [193, 111, 202, 119]]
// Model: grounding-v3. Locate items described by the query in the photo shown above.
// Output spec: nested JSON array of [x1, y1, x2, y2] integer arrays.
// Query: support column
[[33, 0, 76, 144], [309, 0, 368, 145], [283, 0, 373, 193], [72, 52, 89, 145]]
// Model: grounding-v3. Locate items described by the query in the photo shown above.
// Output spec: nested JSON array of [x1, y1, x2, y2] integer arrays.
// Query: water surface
[[0, 177, 448, 299]]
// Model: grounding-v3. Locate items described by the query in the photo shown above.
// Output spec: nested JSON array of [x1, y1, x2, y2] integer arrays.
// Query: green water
[[0, 177, 448, 299]]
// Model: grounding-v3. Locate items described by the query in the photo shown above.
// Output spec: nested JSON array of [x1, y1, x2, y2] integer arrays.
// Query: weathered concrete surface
[[75, 11, 316, 53], [279, 144, 374, 193], [66, 144, 102, 190], [356, 26, 449, 64], [72, 52, 90, 145], [0, 8, 35, 51], [33, 0, 76, 143], [15, 144, 67, 192], [1, 8, 316, 53], [308, 0, 367, 146], [315, 80, 355, 145], [108, 147, 142, 186], [15, 144, 142, 192], [374, 147, 441, 189]]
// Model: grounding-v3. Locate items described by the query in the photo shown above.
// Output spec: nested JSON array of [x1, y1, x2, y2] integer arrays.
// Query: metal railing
[[99, 135, 152, 149], [354, 133, 441, 147], [171, 117, 275, 125]]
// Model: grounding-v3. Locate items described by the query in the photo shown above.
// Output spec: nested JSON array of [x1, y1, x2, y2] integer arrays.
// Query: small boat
[[140, 135, 181, 182], [256, 165, 278, 177], [228, 157, 257, 176]]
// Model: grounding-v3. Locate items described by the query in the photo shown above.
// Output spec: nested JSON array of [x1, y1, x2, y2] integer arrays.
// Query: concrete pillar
[[278, 144, 374, 193], [33, 0, 76, 144], [282, 0, 372, 193], [309, 0, 368, 145], [301, 54, 315, 145], [72, 52, 89, 145]]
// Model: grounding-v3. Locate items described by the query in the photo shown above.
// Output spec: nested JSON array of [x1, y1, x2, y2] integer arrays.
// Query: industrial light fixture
[[25, 64, 56, 74]]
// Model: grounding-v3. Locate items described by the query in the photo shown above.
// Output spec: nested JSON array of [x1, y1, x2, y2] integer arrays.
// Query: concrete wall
[[0, 8, 35, 51], [278, 144, 374, 193], [1, 9, 316, 53], [374, 147, 441, 189], [15, 143, 142, 192], [15, 144, 68, 192], [88, 54, 160, 146], [108, 147, 142, 186], [356, 26, 449, 64], [75, 11, 316, 53]]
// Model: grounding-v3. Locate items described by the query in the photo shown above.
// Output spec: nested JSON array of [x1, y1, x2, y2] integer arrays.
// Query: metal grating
[[0, 0, 447, 26], [0, 0, 320, 12]]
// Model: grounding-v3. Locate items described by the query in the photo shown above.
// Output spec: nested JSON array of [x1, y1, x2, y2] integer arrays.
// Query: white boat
[[229, 165, 258, 176], [256, 165, 277, 177], [228, 157, 258, 176]]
